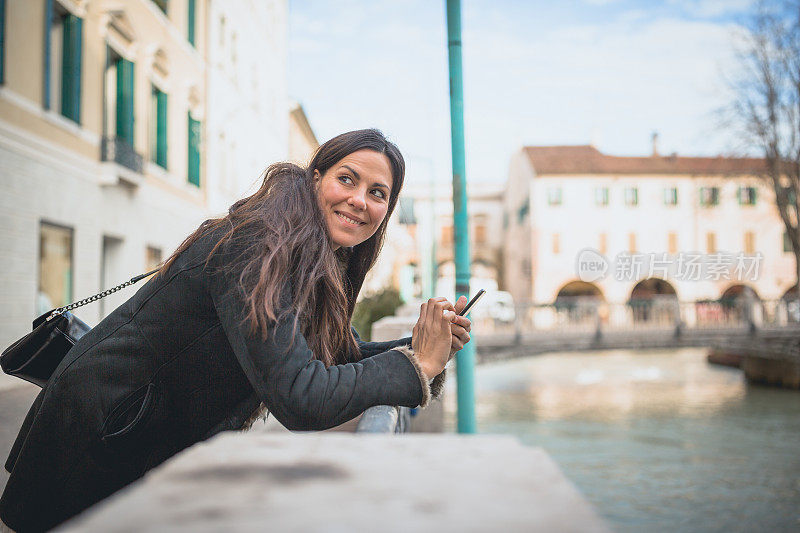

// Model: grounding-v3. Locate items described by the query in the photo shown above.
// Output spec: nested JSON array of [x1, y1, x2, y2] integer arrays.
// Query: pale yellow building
[[0, 0, 288, 347]]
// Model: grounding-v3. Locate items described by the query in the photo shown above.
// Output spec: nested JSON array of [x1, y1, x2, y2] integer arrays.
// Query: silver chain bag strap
[[1, 268, 160, 387]]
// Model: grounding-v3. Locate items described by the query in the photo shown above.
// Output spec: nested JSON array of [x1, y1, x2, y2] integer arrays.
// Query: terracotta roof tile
[[524, 145, 767, 175]]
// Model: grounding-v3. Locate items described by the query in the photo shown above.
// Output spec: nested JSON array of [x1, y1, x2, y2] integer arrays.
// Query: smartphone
[[458, 289, 486, 316]]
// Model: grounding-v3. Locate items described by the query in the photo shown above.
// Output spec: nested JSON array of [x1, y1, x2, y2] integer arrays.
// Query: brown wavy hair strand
[[159, 129, 405, 366]]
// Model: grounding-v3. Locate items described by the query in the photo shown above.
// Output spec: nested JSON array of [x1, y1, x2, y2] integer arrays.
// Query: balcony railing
[[101, 136, 143, 173], [469, 296, 800, 336]]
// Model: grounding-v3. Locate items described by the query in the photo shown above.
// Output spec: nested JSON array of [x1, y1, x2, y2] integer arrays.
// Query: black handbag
[[1, 269, 159, 387]]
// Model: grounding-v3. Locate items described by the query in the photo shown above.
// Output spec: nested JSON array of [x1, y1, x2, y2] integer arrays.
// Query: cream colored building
[[0, 0, 288, 347], [363, 180, 505, 303], [503, 145, 797, 305], [288, 101, 318, 166], [205, 0, 288, 214]]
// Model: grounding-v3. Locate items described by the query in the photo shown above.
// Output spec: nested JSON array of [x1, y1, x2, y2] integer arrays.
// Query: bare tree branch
[[726, 0, 800, 294]]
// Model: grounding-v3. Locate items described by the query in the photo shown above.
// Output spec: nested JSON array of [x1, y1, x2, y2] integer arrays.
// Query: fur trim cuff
[[394, 345, 446, 408], [431, 368, 447, 399], [241, 402, 269, 431]]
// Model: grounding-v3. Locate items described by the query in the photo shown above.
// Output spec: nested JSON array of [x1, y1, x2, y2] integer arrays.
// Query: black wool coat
[[0, 227, 432, 532]]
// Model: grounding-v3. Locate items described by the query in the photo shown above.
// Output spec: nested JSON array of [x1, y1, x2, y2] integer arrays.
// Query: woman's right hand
[[412, 297, 456, 380]]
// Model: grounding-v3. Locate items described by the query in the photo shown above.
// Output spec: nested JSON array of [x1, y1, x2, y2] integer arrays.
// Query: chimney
[[651, 131, 659, 157]]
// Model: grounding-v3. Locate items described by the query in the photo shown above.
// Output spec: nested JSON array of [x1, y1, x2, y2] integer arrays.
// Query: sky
[[288, 0, 758, 186]]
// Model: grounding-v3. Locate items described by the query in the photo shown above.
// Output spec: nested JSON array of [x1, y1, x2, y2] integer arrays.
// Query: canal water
[[443, 348, 800, 532]]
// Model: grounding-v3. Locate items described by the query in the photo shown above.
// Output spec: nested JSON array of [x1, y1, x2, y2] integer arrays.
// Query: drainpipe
[[446, 0, 476, 434]]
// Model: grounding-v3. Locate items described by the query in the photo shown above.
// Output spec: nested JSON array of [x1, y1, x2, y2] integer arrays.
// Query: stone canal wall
[[711, 334, 800, 389]]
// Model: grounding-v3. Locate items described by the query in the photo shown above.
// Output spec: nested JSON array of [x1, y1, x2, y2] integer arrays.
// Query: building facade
[[288, 101, 318, 166], [364, 180, 505, 303], [0, 0, 288, 347], [503, 145, 797, 306], [205, 0, 288, 214]]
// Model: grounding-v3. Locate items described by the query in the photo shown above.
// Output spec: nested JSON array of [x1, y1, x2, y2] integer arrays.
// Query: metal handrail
[[355, 405, 411, 433], [470, 297, 800, 337]]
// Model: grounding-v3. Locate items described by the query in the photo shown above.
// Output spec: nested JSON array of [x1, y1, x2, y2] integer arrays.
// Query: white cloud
[[667, 0, 755, 18], [458, 9, 747, 179], [289, 1, 749, 185]]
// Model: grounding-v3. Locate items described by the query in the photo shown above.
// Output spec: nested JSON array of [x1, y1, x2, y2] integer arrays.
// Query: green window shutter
[[156, 90, 168, 168], [187, 112, 200, 186], [187, 0, 196, 46], [116, 58, 135, 145], [0, 0, 6, 85], [61, 14, 82, 123], [43, 0, 53, 109]]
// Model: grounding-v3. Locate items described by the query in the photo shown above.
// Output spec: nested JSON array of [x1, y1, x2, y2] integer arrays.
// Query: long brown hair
[[160, 129, 405, 366]]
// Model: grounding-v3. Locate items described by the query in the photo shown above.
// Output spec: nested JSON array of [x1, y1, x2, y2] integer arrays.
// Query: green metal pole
[[446, 0, 476, 434]]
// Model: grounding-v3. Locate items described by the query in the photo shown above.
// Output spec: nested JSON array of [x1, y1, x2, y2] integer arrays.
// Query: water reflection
[[444, 348, 800, 532], [462, 349, 748, 422]]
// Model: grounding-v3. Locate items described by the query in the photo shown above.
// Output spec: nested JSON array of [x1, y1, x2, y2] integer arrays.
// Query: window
[[153, 0, 168, 14], [668, 232, 678, 255], [475, 224, 487, 244], [142, 247, 162, 281], [441, 225, 453, 246], [104, 48, 135, 146], [552, 233, 560, 255], [784, 231, 793, 253], [187, 112, 201, 186], [547, 187, 562, 206], [598, 233, 607, 255], [44, 2, 82, 123], [474, 215, 487, 244], [150, 85, 168, 168], [101, 235, 122, 317], [187, 0, 196, 46], [38, 222, 73, 316], [628, 233, 637, 253], [787, 187, 797, 207], [744, 231, 755, 254], [101, 46, 142, 172], [521, 258, 531, 276], [664, 187, 678, 206], [624, 187, 638, 206], [146, 246, 162, 270], [398, 198, 416, 225], [738, 186, 757, 206], [700, 187, 719, 206], [706, 232, 717, 254], [594, 187, 609, 206], [517, 198, 529, 222]]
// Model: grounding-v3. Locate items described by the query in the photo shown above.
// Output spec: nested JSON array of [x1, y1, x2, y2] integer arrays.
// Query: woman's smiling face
[[315, 149, 394, 250]]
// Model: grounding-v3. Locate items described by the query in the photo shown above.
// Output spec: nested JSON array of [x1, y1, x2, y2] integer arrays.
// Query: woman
[[0, 129, 471, 532]]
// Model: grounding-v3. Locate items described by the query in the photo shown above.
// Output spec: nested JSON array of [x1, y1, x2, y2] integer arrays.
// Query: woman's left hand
[[448, 295, 472, 358]]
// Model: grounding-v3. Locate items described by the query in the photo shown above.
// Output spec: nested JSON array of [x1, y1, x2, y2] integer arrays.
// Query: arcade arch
[[553, 281, 605, 323], [628, 278, 678, 323]]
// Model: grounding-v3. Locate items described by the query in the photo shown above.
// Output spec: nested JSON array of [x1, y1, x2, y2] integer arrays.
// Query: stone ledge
[[59, 433, 609, 532]]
